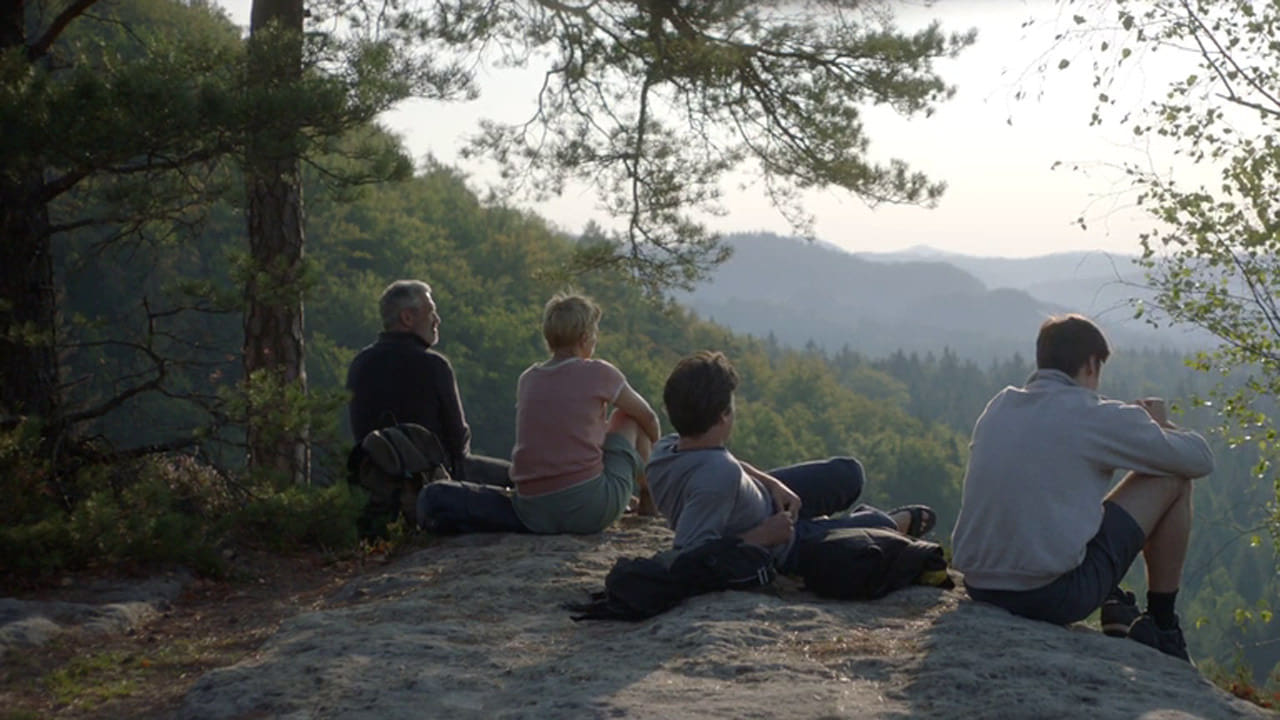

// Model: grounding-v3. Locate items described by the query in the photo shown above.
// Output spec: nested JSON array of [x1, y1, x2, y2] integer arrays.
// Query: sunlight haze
[[216, 1, 1179, 259]]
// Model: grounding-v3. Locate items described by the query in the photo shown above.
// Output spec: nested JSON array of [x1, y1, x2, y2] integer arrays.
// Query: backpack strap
[[671, 538, 775, 592]]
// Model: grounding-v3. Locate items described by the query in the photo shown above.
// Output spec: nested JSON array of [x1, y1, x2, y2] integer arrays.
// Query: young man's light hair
[[379, 280, 432, 330], [542, 293, 601, 351]]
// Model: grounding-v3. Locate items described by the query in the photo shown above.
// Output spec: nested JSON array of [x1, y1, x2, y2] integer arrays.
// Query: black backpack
[[347, 423, 450, 538], [793, 527, 952, 600], [567, 538, 776, 621]]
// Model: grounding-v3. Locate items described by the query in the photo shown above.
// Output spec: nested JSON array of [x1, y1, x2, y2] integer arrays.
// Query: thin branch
[[1180, 0, 1280, 117], [39, 169, 92, 204], [77, 435, 204, 462], [56, 361, 164, 428], [1229, 248, 1280, 344]]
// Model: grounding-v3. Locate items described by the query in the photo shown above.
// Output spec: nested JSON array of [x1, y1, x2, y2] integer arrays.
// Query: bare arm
[[613, 382, 661, 442], [740, 461, 801, 519]]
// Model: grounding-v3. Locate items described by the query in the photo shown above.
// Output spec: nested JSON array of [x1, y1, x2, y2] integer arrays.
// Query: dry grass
[[0, 550, 372, 720]]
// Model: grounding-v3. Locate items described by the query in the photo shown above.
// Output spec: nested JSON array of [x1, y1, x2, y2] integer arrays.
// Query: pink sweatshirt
[[510, 357, 626, 496]]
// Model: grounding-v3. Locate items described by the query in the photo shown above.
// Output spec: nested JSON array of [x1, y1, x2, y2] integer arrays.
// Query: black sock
[[1105, 585, 1128, 603], [1147, 590, 1179, 629]]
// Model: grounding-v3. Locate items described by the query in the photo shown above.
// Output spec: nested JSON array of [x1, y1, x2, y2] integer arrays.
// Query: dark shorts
[[966, 501, 1146, 625]]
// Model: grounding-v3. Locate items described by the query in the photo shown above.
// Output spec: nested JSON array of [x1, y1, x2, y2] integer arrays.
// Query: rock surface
[[0, 572, 188, 654], [179, 518, 1274, 719]]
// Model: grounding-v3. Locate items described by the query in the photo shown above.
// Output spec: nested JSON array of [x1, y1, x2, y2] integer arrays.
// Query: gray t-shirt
[[646, 434, 793, 565]]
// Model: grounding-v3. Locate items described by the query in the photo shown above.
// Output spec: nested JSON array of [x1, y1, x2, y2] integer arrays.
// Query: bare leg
[[609, 411, 657, 516], [1106, 472, 1193, 593]]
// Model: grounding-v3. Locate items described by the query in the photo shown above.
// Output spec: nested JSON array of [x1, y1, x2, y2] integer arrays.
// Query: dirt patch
[[0, 549, 379, 720]]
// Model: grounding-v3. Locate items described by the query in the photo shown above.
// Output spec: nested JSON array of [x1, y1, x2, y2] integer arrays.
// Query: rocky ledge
[[168, 517, 1273, 720]]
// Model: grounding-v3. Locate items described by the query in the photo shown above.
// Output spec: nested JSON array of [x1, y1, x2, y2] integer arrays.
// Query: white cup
[[1140, 397, 1167, 424]]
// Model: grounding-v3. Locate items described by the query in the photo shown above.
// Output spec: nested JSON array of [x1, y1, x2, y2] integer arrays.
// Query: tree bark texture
[[0, 0, 60, 423], [244, 0, 310, 485], [0, 179, 59, 422]]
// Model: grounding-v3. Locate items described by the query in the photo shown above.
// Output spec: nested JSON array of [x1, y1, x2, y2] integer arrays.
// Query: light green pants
[[512, 433, 641, 534]]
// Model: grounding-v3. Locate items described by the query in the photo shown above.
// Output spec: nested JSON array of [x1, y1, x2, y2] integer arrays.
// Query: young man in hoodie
[[951, 314, 1214, 661]]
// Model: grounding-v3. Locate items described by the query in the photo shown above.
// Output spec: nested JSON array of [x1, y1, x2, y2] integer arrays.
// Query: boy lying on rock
[[645, 351, 945, 596], [568, 350, 949, 621]]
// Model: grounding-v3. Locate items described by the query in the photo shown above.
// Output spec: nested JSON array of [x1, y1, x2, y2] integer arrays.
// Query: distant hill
[[681, 233, 1208, 360], [856, 245, 1138, 291]]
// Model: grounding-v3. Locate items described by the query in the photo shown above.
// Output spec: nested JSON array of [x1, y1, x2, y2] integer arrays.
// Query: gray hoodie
[[951, 369, 1214, 591]]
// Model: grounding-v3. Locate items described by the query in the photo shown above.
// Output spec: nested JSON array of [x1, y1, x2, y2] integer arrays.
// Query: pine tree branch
[[27, 0, 101, 62]]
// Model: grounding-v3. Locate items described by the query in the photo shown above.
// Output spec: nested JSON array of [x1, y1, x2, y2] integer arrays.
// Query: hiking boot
[[1127, 613, 1192, 663], [1100, 590, 1140, 638]]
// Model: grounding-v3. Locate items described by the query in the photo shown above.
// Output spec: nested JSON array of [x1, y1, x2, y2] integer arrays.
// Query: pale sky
[[216, 1, 1196, 259]]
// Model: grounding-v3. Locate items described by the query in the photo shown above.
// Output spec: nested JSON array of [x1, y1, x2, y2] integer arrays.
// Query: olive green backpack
[[348, 423, 450, 537]]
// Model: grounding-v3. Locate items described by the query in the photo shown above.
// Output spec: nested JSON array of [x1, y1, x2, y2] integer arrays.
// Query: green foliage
[[0, 454, 229, 578], [420, 1, 976, 290], [3, 0, 246, 225], [233, 482, 364, 552], [0, 447, 365, 581], [1202, 656, 1280, 710], [0, 419, 57, 525], [1056, 0, 1280, 685], [1061, 0, 1280, 549]]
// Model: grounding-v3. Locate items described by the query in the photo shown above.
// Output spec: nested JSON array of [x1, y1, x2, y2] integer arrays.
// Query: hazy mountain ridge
[[856, 244, 1153, 321], [854, 244, 1142, 288], [683, 233, 1205, 359]]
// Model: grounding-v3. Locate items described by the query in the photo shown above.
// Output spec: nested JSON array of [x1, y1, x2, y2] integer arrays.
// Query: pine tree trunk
[[0, 0, 59, 424], [244, 0, 310, 485], [0, 180, 58, 423]]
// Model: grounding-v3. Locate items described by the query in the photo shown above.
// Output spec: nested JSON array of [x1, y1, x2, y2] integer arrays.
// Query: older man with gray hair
[[346, 279, 510, 486]]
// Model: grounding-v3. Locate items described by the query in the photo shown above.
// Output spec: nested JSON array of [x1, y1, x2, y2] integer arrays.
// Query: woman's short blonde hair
[[542, 293, 601, 351]]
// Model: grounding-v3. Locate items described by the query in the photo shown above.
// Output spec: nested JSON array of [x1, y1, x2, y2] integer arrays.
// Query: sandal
[[889, 504, 936, 538]]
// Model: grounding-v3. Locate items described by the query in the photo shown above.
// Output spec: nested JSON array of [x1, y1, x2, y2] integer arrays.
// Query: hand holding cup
[[1139, 396, 1168, 426]]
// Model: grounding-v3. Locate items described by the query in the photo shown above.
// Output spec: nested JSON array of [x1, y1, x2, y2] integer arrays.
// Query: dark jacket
[[346, 332, 471, 480]]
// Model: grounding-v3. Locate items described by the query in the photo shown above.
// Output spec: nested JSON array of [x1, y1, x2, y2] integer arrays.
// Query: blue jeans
[[462, 454, 513, 487], [417, 480, 528, 534], [767, 457, 898, 574]]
